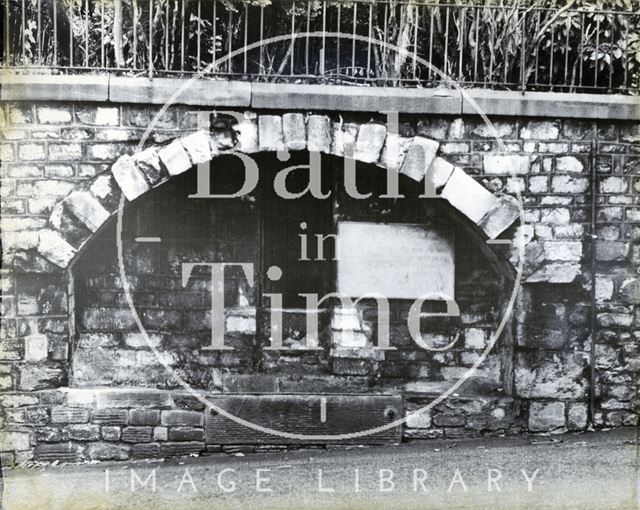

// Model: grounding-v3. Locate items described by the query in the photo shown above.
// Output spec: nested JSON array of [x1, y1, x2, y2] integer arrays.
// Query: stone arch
[[37, 113, 520, 269]]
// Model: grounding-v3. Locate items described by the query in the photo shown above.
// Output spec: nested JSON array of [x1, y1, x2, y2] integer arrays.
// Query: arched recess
[[37, 113, 521, 271]]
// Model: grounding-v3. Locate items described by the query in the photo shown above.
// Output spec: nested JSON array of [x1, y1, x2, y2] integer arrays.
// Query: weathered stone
[[540, 208, 571, 225], [619, 278, 639, 304], [51, 406, 90, 424], [556, 156, 584, 173], [153, 427, 168, 441], [111, 154, 150, 201], [595, 241, 629, 262], [551, 176, 589, 193], [169, 427, 204, 441], [520, 121, 559, 140], [48, 143, 83, 161], [354, 124, 386, 164], [405, 409, 431, 429], [129, 409, 161, 426], [282, 113, 306, 151], [399, 136, 439, 181], [331, 122, 358, 157], [86, 442, 129, 461], [427, 157, 455, 190], [543, 241, 583, 261], [96, 389, 173, 409], [526, 262, 580, 283], [233, 112, 259, 153], [595, 276, 614, 302], [158, 140, 192, 176], [121, 426, 153, 443], [180, 130, 213, 164], [0, 431, 30, 451], [64, 191, 110, 232], [478, 194, 520, 239], [258, 115, 285, 152], [37, 229, 76, 268], [307, 115, 331, 153], [92, 408, 128, 425], [37, 106, 73, 124], [35, 443, 82, 462], [76, 106, 119, 126], [24, 334, 48, 362], [378, 133, 410, 173], [515, 352, 588, 399], [19, 142, 46, 161], [528, 402, 566, 432], [161, 410, 203, 427], [483, 154, 530, 175], [600, 176, 628, 194], [441, 167, 497, 224], [68, 424, 101, 441]]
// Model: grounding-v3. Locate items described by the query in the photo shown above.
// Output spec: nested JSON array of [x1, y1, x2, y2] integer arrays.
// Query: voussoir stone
[[307, 115, 331, 153], [38, 229, 77, 268], [427, 157, 456, 191], [111, 154, 150, 201], [233, 112, 259, 153], [282, 113, 306, 151], [378, 133, 411, 173], [400, 137, 439, 182], [478, 194, 520, 239], [354, 123, 386, 163], [258, 115, 285, 152], [180, 130, 213, 165], [441, 167, 497, 224], [64, 190, 110, 232], [158, 140, 191, 176], [331, 122, 359, 157], [133, 147, 164, 185]]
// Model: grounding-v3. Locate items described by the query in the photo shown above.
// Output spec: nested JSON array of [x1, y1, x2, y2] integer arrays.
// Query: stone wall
[[0, 99, 638, 465]]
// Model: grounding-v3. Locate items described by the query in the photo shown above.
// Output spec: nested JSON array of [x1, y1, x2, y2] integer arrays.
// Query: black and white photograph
[[0, 0, 638, 508]]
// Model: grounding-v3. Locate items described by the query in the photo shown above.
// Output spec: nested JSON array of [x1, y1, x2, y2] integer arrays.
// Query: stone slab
[[204, 394, 402, 445], [1, 75, 109, 102]]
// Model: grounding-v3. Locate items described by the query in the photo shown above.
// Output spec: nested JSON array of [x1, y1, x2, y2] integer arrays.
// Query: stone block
[[427, 157, 455, 190], [595, 276, 614, 302], [161, 410, 203, 427], [595, 241, 629, 262], [19, 365, 65, 390], [101, 426, 122, 441], [35, 443, 82, 462], [111, 154, 150, 201], [158, 140, 192, 176], [556, 156, 584, 173], [133, 147, 164, 185], [540, 208, 571, 225], [96, 389, 173, 409], [567, 403, 588, 431], [24, 334, 48, 362], [37, 106, 73, 124], [160, 442, 203, 457], [528, 402, 566, 432], [543, 241, 583, 261], [441, 167, 497, 224], [405, 409, 431, 429], [64, 191, 110, 232], [483, 154, 530, 175], [551, 176, 589, 193], [354, 124, 386, 163], [282, 113, 306, 150], [379, 133, 411, 172], [129, 409, 161, 426], [258, 115, 285, 152], [399, 136, 439, 181], [86, 442, 129, 461], [76, 106, 119, 126], [307, 115, 331, 153], [332, 358, 373, 376], [619, 278, 639, 304], [51, 406, 90, 424], [514, 352, 588, 399], [0, 431, 30, 451], [121, 426, 153, 443], [520, 121, 559, 140], [180, 131, 213, 165], [153, 427, 168, 441], [168, 427, 204, 441], [526, 262, 580, 283], [68, 424, 101, 441], [48, 143, 83, 161], [92, 408, 128, 425], [234, 112, 259, 153], [331, 122, 358, 157], [19, 142, 46, 160], [478, 194, 520, 239]]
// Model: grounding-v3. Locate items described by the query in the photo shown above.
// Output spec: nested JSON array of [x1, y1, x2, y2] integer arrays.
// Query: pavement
[[1, 428, 638, 510]]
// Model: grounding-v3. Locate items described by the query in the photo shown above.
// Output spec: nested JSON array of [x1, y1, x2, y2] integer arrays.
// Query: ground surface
[[2, 428, 638, 510]]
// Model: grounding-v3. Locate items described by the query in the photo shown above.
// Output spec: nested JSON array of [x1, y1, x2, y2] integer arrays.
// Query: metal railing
[[2, 0, 639, 93]]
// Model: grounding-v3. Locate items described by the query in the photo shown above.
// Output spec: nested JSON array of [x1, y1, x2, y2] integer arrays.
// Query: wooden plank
[[205, 394, 403, 445]]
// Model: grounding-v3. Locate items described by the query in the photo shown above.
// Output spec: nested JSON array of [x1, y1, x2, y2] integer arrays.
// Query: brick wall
[[0, 100, 638, 464]]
